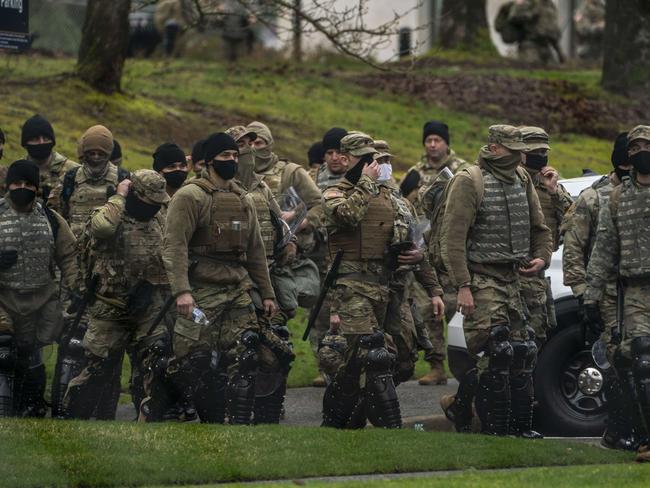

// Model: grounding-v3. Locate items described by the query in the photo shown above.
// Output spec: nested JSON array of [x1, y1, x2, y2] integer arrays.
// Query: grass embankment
[[1, 54, 612, 178], [0, 419, 634, 488], [212, 464, 650, 488]]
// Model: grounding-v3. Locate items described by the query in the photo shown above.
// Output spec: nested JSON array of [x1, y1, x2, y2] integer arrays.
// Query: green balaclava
[[477, 146, 522, 184], [237, 143, 256, 189], [247, 121, 277, 172]]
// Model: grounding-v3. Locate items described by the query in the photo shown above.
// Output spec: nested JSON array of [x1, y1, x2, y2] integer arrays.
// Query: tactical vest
[[249, 186, 276, 258], [92, 213, 168, 295], [328, 187, 395, 260], [188, 182, 249, 260], [534, 180, 561, 250], [467, 169, 531, 264], [261, 160, 302, 198], [614, 182, 650, 278], [0, 200, 55, 290], [591, 182, 614, 256], [64, 164, 124, 238]]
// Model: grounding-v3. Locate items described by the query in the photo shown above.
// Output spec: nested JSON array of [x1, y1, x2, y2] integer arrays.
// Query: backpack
[[495, 1, 525, 44]]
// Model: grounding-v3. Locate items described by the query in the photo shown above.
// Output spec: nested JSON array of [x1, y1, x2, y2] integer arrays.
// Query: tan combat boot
[[636, 444, 650, 463], [418, 361, 448, 385], [312, 373, 327, 387]]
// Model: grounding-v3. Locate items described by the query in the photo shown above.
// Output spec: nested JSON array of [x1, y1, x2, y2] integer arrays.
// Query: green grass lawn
[[211, 464, 650, 488], [0, 419, 634, 488], [0, 54, 613, 179]]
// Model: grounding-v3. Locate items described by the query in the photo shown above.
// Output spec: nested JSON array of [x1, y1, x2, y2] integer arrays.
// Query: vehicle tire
[[534, 322, 607, 436]]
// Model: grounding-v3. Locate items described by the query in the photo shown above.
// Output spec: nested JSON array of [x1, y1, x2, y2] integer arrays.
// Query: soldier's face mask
[[10, 188, 36, 207], [162, 170, 188, 189], [614, 167, 631, 181], [212, 159, 238, 180], [525, 152, 548, 171], [125, 190, 161, 221], [377, 162, 393, 182], [631, 150, 650, 175], [26, 142, 54, 161]]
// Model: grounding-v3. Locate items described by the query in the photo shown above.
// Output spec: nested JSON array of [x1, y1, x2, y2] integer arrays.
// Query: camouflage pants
[[330, 278, 390, 335], [612, 282, 650, 359], [389, 300, 418, 383], [0, 284, 64, 352], [518, 39, 554, 64], [309, 294, 331, 367], [464, 272, 530, 373], [520, 274, 556, 345], [65, 289, 169, 409], [171, 284, 280, 376]]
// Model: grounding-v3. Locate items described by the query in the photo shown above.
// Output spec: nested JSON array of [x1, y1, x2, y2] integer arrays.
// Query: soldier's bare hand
[[431, 296, 445, 319], [280, 210, 296, 222], [176, 292, 195, 318], [263, 299, 277, 317], [362, 160, 380, 180], [540, 166, 559, 194], [397, 249, 423, 265], [457, 286, 475, 316], [519, 258, 546, 277], [329, 313, 341, 333], [117, 179, 132, 197]]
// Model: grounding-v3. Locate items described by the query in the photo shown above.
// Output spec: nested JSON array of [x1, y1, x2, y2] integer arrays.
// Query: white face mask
[[377, 162, 393, 182]]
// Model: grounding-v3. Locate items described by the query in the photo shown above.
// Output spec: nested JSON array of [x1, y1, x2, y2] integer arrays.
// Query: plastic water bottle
[[191, 307, 209, 326]]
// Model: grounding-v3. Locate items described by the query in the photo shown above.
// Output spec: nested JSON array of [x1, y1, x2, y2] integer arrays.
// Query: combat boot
[[312, 373, 326, 387], [418, 361, 448, 385], [636, 444, 650, 463]]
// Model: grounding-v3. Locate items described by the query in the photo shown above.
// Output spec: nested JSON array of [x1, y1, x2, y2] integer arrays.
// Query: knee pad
[[365, 345, 395, 374], [241, 330, 260, 349], [359, 331, 385, 351], [487, 325, 513, 374], [631, 337, 650, 376], [511, 339, 537, 373], [139, 336, 171, 375], [0, 335, 15, 371]]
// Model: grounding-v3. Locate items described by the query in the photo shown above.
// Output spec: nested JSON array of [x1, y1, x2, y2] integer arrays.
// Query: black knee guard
[[17, 349, 47, 418], [66, 353, 121, 420], [602, 365, 640, 451], [168, 350, 210, 416], [476, 325, 513, 436], [363, 337, 401, 429], [137, 337, 174, 422], [193, 351, 228, 424], [51, 325, 87, 419], [227, 331, 259, 425], [253, 370, 286, 425], [509, 334, 541, 438], [631, 337, 650, 437], [0, 335, 15, 417], [95, 353, 124, 420]]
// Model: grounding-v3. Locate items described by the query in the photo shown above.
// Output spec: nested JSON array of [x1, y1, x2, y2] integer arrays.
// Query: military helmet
[[627, 125, 650, 146], [226, 125, 257, 143], [340, 131, 378, 157], [131, 169, 170, 205], [317, 333, 348, 376], [519, 126, 550, 151], [487, 124, 529, 151]]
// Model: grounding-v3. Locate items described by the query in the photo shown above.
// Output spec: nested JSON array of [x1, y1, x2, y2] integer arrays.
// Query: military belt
[[338, 272, 389, 286]]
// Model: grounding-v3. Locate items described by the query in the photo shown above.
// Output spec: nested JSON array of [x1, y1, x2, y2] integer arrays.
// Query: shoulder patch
[[323, 189, 345, 199]]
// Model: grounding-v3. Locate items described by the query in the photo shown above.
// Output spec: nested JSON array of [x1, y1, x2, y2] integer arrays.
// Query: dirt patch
[[354, 72, 647, 140]]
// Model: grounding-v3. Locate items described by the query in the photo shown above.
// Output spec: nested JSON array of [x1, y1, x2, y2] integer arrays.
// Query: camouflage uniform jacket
[[509, 0, 560, 42], [0, 152, 79, 201], [562, 174, 614, 297], [314, 164, 345, 192], [584, 178, 650, 303], [162, 171, 275, 300], [402, 150, 467, 211], [525, 167, 573, 250], [441, 166, 552, 288]]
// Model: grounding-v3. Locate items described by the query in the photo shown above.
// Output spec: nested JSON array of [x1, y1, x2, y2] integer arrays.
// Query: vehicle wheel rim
[[559, 349, 606, 415]]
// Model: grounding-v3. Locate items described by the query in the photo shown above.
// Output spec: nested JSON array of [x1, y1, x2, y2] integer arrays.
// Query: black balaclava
[[611, 132, 630, 180], [6, 159, 39, 207], [203, 132, 239, 180], [422, 120, 450, 145], [21, 115, 55, 161]]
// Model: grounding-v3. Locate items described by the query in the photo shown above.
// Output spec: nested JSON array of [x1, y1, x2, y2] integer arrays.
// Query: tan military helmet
[[226, 125, 257, 143], [340, 131, 378, 157], [131, 169, 170, 205], [488, 124, 529, 151], [519, 126, 550, 151]]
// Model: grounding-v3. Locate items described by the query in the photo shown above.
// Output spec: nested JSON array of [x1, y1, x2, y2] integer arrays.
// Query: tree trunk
[[292, 0, 302, 63], [77, 0, 131, 94], [439, 0, 488, 48], [601, 0, 650, 95]]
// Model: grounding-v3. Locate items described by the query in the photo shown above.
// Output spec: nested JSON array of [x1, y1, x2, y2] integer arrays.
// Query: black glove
[[583, 301, 604, 344], [344, 153, 374, 185], [0, 250, 18, 271]]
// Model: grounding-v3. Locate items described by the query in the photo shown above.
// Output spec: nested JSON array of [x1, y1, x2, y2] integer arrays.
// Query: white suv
[[446, 174, 606, 436]]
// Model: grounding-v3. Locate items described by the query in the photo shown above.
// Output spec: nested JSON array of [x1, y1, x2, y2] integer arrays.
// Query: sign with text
[[0, 0, 30, 51]]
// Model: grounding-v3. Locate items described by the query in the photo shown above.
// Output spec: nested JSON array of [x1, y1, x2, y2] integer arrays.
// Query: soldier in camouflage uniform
[[307, 141, 325, 182], [584, 125, 650, 462], [507, 0, 562, 64], [0, 160, 77, 417], [310, 127, 348, 387], [162, 132, 283, 425], [227, 124, 296, 424], [563, 131, 638, 451], [153, 142, 189, 198], [440, 125, 552, 437], [19, 115, 79, 206], [519, 127, 573, 346], [0, 128, 5, 195], [190, 139, 206, 176], [321, 132, 442, 429], [49, 125, 129, 419], [400, 121, 467, 386], [64, 170, 172, 421], [574, 0, 605, 60]]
